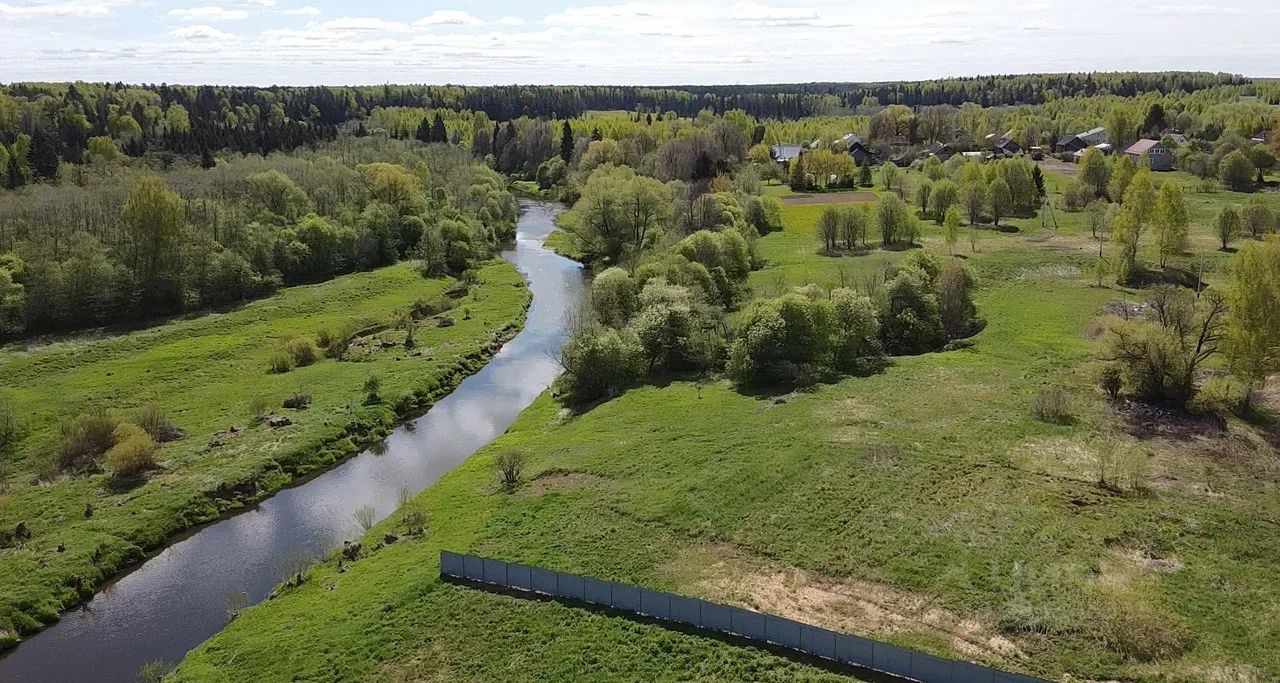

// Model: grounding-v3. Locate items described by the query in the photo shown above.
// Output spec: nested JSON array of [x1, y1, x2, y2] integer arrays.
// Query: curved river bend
[[0, 200, 583, 682]]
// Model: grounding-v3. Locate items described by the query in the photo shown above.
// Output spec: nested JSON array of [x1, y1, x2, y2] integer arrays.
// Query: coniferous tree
[[28, 128, 62, 182], [415, 116, 432, 143], [4, 153, 24, 190], [430, 113, 447, 143], [560, 120, 574, 162]]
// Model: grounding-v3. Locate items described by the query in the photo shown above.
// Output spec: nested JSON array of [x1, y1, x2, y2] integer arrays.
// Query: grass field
[[0, 258, 530, 647], [175, 169, 1279, 682]]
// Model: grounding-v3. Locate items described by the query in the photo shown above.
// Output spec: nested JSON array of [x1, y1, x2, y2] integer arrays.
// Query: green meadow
[[175, 167, 1280, 682], [0, 259, 529, 646]]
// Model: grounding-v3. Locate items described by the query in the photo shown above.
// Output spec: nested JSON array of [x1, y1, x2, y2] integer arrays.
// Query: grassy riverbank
[[177, 171, 1279, 682], [0, 258, 529, 647]]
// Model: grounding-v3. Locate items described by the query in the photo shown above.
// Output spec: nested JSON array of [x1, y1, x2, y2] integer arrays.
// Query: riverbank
[[0, 258, 530, 648], [175, 175, 1280, 681]]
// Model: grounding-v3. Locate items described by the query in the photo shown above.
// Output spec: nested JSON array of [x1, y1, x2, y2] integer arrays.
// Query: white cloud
[[310, 16, 410, 32], [169, 24, 237, 41], [496, 15, 524, 26], [0, 0, 134, 19], [730, 2, 820, 26], [416, 9, 484, 26], [280, 5, 320, 15], [240, 0, 274, 6], [168, 6, 250, 21]]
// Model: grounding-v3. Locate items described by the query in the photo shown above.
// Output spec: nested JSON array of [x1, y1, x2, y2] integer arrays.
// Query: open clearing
[[176, 166, 1280, 683]]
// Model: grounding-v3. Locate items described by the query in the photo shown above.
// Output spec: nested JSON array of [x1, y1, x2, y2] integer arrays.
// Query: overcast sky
[[3, 1, 1277, 86]]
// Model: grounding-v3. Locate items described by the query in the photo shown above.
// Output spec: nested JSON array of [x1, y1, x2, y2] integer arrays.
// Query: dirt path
[[782, 191, 877, 206]]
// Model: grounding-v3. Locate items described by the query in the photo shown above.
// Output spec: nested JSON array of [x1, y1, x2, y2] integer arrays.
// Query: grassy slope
[[0, 258, 529, 645], [177, 173, 1279, 682]]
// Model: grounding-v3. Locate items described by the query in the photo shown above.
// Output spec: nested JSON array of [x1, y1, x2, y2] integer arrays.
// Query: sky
[[3, 0, 1278, 86]]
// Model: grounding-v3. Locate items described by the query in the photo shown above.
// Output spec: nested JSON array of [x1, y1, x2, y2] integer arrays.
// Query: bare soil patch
[[1036, 157, 1078, 178], [782, 192, 877, 206], [524, 470, 609, 496], [666, 544, 1025, 664]]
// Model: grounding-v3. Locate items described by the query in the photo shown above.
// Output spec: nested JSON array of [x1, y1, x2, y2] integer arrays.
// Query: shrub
[[315, 327, 334, 349], [494, 450, 526, 492], [879, 269, 944, 355], [938, 260, 978, 340], [727, 293, 832, 386], [285, 337, 319, 367], [57, 408, 120, 472], [0, 393, 22, 454], [1098, 364, 1123, 400], [556, 326, 645, 404], [283, 392, 311, 410], [402, 506, 428, 535], [1062, 179, 1091, 212], [1218, 149, 1256, 192], [591, 267, 638, 328], [324, 320, 362, 360], [250, 397, 270, 424], [1188, 376, 1244, 416], [268, 351, 294, 374], [353, 505, 376, 532], [363, 375, 382, 403], [1031, 387, 1071, 424], [135, 403, 182, 442], [829, 289, 885, 375], [103, 422, 159, 477], [1089, 585, 1193, 662]]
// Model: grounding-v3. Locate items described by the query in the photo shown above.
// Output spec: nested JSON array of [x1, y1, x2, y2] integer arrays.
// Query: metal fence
[[439, 551, 1049, 683]]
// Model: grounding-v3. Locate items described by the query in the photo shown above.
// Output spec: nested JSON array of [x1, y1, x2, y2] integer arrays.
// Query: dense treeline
[[0, 72, 1256, 171], [0, 138, 515, 337]]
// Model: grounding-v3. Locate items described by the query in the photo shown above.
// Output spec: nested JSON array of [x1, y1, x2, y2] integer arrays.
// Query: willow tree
[[122, 176, 186, 298], [1152, 181, 1189, 267], [1225, 237, 1280, 409]]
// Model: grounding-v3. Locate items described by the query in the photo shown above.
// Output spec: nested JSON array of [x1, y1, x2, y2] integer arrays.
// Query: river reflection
[[0, 200, 583, 682]]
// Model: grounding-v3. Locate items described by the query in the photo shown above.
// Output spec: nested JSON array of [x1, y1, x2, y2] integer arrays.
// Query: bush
[[250, 397, 270, 424], [363, 375, 382, 403], [829, 289, 885, 375], [103, 422, 159, 477], [1098, 364, 1123, 400], [135, 403, 182, 442], [1218, 149, 1256, 192], [938, 260, 978, 340], [1031, 386, 1071, 424], [315, 327, 335, 349], [0, 393, 22, 454], [283, 392, 311, 410], [1090, 585, 1193, 662], [556, 326, 645, 404], [727, 293, 832, 386], [285, 337, 319, 367], [57, 408, 120, 472], [353, 505, 376, 532], [268, 351, 294, 374], [1188, 376, 1244, 416], [1062, 179, 1091, 212], [879, 268, 944, 355], [494, 450, 526, 491], [591, 267, 638, 328]]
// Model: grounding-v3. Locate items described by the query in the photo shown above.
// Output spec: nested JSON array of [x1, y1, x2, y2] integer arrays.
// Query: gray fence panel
[[953, 662, 996, 683], [439, 552, 1052, 683], [731, 607, 766, 640], [558, 572, 586, 601], [702, 602, 733, 633], [910, 652, 954, 683], [584, 577, 612, 606], [800, 625, 837, 661], [463, 555, 485, 581], [507, 563, 532, 591], [613, 584, 641, 612], [530, 567, 558, 595], [640, 589, 672, 620], [765, 615, 803, 650], [440, 551, 464, 577], [835, 633, 875, 666], [671, 595, 701, 627], [482, 559, 508, 585], [874, 643, 912, 676]]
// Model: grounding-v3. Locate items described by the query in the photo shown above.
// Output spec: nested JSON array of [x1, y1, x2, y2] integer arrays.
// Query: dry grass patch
[[523, 470, 610, 497], [666, 543, 1026, 664]]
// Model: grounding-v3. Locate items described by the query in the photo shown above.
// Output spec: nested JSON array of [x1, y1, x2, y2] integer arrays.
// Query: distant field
[[177, 169, 1280, 682], [0, 259, 529, 646], [782, 191, 878, 206]]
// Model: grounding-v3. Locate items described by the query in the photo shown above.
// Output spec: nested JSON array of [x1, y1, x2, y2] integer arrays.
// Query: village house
[[1251, 130, 1272, 145], [771, 144, 803, 169], [1122, 139, 1173, 171]]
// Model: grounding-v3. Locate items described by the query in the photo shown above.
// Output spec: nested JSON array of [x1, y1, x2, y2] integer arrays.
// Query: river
[[0, 200, 583, 682]]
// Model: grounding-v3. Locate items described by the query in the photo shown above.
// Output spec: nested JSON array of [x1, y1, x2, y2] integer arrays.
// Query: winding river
[[0, 200, 584, 682]]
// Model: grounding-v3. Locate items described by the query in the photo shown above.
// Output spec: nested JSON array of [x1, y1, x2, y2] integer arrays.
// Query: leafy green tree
[[960, 181, 985, 226], [1108, 155, 1136, 203], [1241, 196, 1275, 239], [86, 136, 124, 164], [1122, 168, 1156, 221], [880, 163, 902, 196], [1225, 237, 1280, 408], [122, 176, 185, 298], [928, 179, 958, 223], [1216, 207, 1242, 251], [556, 326, 645, 404], [943, 206, 962, 254], [247, 170, 313, 222], [856, 161, 872, 187], [817, 206, 841, 252], [1218, 150, 1256, 192], [838, 206, 869, 250], [915, 181, 932, 214], [591, 267, 638, 328], [828, 288, 884, 375], [879, 267, 944, 355], [1110, 207, 1144, 282], [1152, 181, 1189, 267], [938, 259, 978, 340], [358, 162, 425, 215], [875, 193, 912, 247], [1247, 145, 1276, 184], [987, 178, 1012, 227], [1080, 147, 1110, 197]]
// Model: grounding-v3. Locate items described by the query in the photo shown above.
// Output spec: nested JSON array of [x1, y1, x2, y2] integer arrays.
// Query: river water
[[0, 200, 583, 682]]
